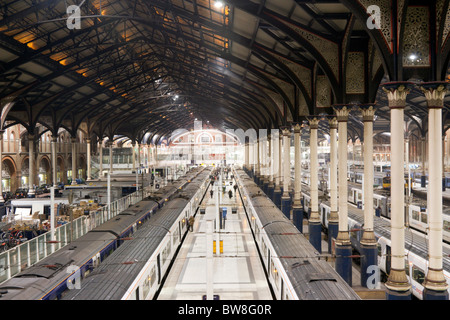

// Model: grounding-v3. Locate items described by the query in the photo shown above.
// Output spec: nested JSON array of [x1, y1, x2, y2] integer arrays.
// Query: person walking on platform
[[210, 189, 214, 198], [228, 189, 233, 199], [188, 216, 194, 231]]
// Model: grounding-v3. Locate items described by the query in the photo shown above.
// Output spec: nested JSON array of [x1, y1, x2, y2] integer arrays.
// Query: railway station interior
[[0, 0, 449, 303]]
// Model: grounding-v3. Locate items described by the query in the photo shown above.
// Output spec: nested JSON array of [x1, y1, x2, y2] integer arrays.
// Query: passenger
[[228, 189, 233, 199], [188, 216, 195, 231], [375, 206, 381, 217], [210, 190, 214, 198]]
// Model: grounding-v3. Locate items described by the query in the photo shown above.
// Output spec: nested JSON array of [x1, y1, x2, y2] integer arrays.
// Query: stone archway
[[21, 156, 29, 188], [2, 156, 17, 192], [78, 155, 86, 180], [38, 156, 51, 185], [57, 156, 66, 184]]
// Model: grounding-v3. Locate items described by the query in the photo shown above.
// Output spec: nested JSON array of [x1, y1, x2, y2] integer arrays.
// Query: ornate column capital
[[332, 104, 350, 122], [420, 81, 448, 108], [328, 116, 338, 129], [293, 122, 301, 134], [359, 104, 376, 122], [307, 117, 320, 129], [281, 126, 291, 136], [381, 81, 414, 108]]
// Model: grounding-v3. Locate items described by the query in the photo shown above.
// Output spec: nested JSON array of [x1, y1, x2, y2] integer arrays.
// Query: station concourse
[[0, 0, 449, 301]]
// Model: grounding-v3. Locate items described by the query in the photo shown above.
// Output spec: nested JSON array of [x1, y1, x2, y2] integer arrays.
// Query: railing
[[0, 184, 155, 284]]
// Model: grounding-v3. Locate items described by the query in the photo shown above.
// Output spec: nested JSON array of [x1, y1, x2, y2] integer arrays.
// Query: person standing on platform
[[188, 215, 194, 231], [375, 206, 381, 217], [210, 189, 214, 198], [222, 208, 227, 229], [228, 189, 233, 199]]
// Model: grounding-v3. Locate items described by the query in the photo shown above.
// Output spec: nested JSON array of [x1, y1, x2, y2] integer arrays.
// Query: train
[[0, 166, 210, 300], [59, 166, 212, 300], [301, 184, 450, 300], [235, 168, 360, 300], [346, 184, 450, 243]]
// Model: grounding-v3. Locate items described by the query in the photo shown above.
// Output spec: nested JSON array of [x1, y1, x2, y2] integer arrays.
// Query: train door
[[322, 205, 327, 227], [135, 287, 140, 300], [280, 279, 284, 300], [157, 254, 161, 284], [386, 245, 391, 276]]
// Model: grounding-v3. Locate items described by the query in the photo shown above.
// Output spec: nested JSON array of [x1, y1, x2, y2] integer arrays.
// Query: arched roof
[[1, 0, 450, 143]]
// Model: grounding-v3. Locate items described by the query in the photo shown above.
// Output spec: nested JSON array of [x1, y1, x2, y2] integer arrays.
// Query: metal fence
[[0, 185, 154, 284]]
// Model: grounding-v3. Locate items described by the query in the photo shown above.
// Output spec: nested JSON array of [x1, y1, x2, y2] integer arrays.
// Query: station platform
[[301, 220, 388, 300], [157, 179, 273, 300]]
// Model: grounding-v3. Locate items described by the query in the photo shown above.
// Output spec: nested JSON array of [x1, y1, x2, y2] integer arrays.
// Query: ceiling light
[[214, 1, 224, 9], [408, 54, 417, 61]]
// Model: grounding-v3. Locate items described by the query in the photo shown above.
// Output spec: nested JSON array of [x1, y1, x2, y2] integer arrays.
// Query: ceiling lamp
[[214, 1, 224, 9]]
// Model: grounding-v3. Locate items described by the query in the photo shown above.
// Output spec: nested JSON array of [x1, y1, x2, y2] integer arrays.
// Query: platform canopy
[[1, 0, 450, 144]]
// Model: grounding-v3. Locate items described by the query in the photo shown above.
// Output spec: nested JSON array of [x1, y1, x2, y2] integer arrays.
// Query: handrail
[[0, 183, 157, 284]]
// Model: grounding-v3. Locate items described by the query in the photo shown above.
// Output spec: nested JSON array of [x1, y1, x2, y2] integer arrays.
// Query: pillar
[[71, 137, 77, 185], [248, 141, 254, 178], [132, 140, 136, 171], [86, 139, 92, 181], [99, 139, 103, 180], [328, 117, 339, 253], [308, 118, 321, 252], [359, 104, 378, 288], [420, 82, 449, 300], [382, 82, 412, 299], [281, 127, 291, 219], [262, 133, 269, 193], [333, 105, 352, 286], [27, 134, 36, 197], [109, 141, 113, 173], [292, 123, 303, 232], [273, 130, 283, 209], [267, 132, 275, 199], [244, 141, 249, 173], [254, 139, 260, 184], [0, 132, 4, 203], [421, 136, 426, 187], [51, 136, 57, 186], [136, 142, 140, 171]]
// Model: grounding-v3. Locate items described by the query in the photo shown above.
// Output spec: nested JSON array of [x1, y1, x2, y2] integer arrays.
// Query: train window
[[377, 243, 382, 257], [405, 261, 410, 277], [420, 212, 428, 224], [412, 266, 425, 285], [173, 226, 179, 245], [150, 266, 156, 287], [350, 227, 358, 240], [373, 199, 378, 208], [411, 210, 420, 221], [135, 287, 140, 300], [444, 220, 450, 233], [271, 260, 279, 289], [162, 243, 170, 264], [143, 275, 150, 298]]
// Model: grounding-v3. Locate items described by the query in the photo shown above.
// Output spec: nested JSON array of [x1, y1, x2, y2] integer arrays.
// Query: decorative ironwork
[[346, 52, 365, 94], [402, 6, 430, 67]]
